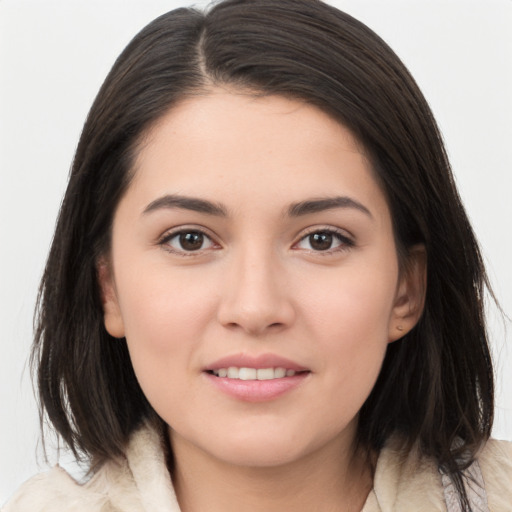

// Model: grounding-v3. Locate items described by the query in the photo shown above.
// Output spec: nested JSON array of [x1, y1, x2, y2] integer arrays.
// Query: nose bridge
[[217, 241, 294, 334]]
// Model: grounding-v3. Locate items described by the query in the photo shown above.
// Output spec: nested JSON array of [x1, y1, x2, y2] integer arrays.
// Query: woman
[[3, 0, 511, 510]]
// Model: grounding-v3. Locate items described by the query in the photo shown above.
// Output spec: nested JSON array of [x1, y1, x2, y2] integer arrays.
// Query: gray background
[[1, 0, 511, 503]]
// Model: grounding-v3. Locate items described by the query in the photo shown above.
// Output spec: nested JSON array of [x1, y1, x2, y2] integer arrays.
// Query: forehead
[[126, 90, 389, 224]]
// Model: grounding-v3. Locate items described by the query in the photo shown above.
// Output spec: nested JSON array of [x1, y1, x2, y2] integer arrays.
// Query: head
[[34, 0, 493, 502]]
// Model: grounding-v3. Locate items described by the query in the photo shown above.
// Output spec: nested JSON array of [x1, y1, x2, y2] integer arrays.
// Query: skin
[[100, 90, 425, 512]]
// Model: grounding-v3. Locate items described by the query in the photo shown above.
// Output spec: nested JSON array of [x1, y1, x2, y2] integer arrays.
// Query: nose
[[216, 248, 296, 335]]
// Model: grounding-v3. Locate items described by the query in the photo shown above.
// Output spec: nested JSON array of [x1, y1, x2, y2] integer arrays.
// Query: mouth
[[203, 354, 311, 402], [206, 367, 309, 380]]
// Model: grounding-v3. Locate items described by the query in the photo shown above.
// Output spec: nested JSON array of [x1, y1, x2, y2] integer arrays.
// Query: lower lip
[[204, 372, 309, 402]]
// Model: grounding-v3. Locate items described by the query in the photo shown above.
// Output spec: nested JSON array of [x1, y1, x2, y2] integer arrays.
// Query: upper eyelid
[[295, 225, 354, 241], [158, 225, 218, 243]]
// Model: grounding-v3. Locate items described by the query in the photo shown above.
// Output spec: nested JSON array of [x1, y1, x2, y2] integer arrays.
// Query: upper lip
[[204, 353, 309, 372]]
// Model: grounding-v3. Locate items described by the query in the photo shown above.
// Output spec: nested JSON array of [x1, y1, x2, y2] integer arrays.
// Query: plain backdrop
[[1, 0, 511, 503]]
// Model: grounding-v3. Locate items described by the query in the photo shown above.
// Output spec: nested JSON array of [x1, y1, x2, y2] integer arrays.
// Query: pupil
[[310, 232, 332, 251], [180, 232, 203, 251]]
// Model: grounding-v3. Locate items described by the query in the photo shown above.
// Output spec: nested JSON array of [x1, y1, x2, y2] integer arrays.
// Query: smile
[[203, 354, 311, 401], [209, 367, 300, 380]]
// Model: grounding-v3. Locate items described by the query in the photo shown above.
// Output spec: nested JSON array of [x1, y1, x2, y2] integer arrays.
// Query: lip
[[204, 353, 309, 372], [203, 353, 310, 402]]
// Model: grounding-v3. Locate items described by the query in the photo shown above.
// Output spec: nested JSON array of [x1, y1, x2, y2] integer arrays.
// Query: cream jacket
[[3, 424, 512, 512]]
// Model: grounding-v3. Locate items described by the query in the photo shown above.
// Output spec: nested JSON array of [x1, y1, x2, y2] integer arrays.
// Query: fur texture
[[3, 424, 511, 511]]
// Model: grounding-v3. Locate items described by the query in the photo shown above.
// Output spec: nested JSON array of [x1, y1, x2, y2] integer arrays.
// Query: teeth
[[211, 367, 298, 380], [275, 367, 286, 378], [256, 368, 274, 380], [227, 367, 239, 378], [239, 367, 257, 380]]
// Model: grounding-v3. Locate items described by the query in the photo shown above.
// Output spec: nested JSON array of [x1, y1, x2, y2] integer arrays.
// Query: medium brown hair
[[33, 1, 493, 509]]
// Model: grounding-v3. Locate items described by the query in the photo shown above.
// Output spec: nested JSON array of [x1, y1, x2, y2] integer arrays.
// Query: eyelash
[[158, 227, 220, 257], [293, 227, 354, 254], [158, 226, 355, 256]]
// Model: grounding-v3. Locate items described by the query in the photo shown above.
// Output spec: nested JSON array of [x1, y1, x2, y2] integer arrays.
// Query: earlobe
[[97, 259, 125, 338], [388, 244, 427, 342]]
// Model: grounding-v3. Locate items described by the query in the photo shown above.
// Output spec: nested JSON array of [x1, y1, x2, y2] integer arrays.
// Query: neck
[[169, 426, 374, 512]]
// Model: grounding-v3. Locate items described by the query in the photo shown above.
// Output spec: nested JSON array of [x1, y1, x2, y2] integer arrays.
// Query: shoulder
[[1, 465, 106, 512], [2, 422, 178, 512], [371, 436, 445, 511], [2, 458, 147, 512], [477, 438, 512, 511], [478, 437, 512, 470], [370, 436, 512, 512]]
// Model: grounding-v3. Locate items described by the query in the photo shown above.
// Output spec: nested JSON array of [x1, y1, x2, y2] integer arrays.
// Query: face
[[100, 90, 423, 469]]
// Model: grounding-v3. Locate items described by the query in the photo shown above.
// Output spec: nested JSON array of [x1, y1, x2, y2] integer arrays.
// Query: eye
[[162, 230, 216, 253], [294, 229, 353, 252]]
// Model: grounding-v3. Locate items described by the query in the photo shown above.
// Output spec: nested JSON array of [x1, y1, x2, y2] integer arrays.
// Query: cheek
[[116, 274, 216, 427], [117, 261, 215, 340], [112, 261, 219, 395], [298, 259, 397, 393], [303, 258, 397, 338]]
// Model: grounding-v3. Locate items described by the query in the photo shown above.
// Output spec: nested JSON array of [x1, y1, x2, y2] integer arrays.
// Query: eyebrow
[[288, 196, 373, 218], [143, 194, 227, 216], [142, 194, 372, 219]]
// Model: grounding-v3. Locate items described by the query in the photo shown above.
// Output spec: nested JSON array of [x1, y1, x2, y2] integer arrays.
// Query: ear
[[97, 258, 125, 338], [388, 244, 427, 342]]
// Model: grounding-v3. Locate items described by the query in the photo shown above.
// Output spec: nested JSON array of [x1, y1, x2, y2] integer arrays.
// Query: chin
[[167, 404, 360, 470], [194, 421, 342, 469], [211, 437, 307, 468]]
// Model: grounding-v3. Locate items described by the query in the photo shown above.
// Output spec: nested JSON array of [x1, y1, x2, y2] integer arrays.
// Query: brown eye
[[180, 232, 204, 251], [295, 229, 352, 253], [309, 232, 334, 251], [165, 230, 214, 252]]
